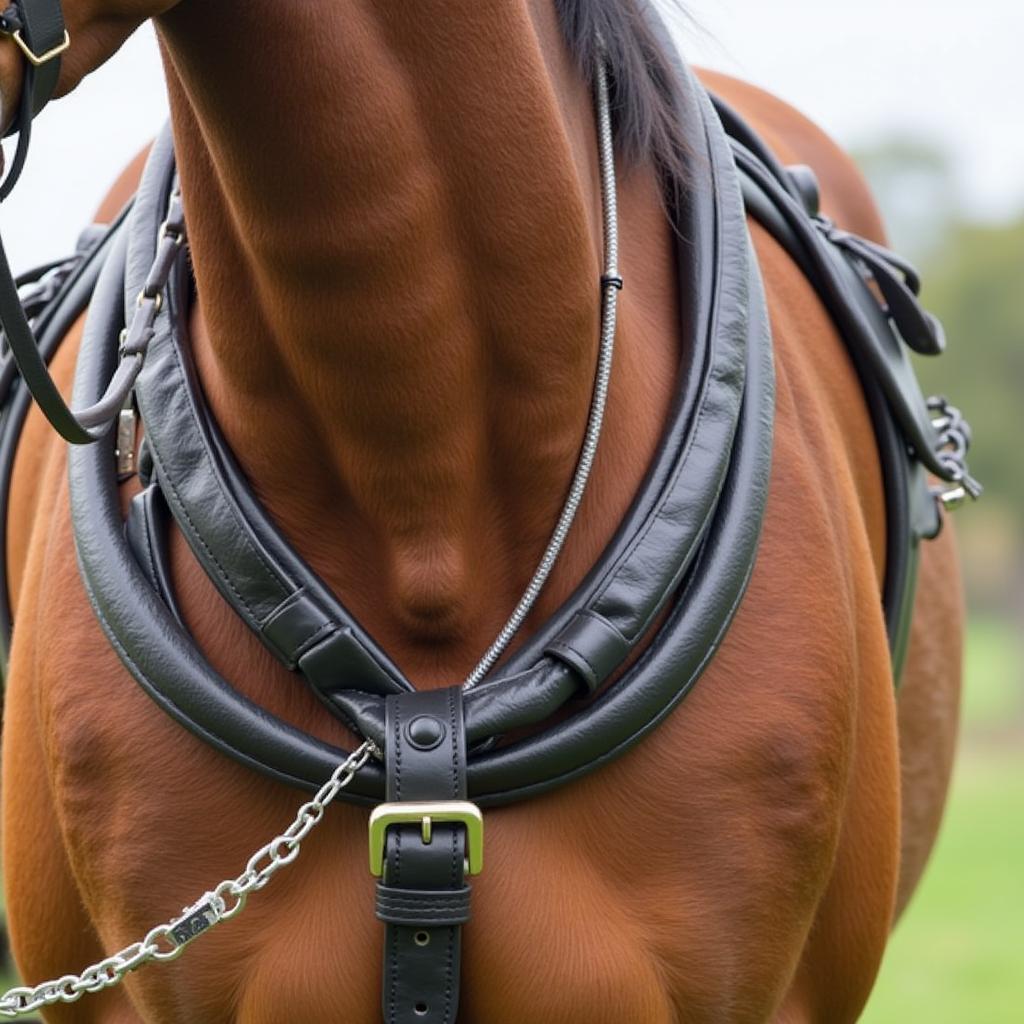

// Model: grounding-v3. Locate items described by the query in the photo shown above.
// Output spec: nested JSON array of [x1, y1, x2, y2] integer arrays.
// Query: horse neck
[[155, 1, 673, 681]]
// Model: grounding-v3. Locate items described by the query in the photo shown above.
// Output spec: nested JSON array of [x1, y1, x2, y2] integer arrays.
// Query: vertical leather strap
[[1, 0, 66, 132], [377, 688, 470, 1024]]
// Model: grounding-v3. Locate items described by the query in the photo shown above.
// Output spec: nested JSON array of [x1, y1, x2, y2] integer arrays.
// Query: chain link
[[928, 395, 982, 509], [0, 741, 378, 1019]]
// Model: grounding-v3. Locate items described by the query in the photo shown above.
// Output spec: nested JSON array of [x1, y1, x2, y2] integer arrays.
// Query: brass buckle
[[11, 28, 70, 67], [369, 800, 484, 877]]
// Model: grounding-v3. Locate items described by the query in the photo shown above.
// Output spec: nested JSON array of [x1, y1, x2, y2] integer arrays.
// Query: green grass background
[[2, 618, 1021, 1018], [862, 617, 1024, 1022]]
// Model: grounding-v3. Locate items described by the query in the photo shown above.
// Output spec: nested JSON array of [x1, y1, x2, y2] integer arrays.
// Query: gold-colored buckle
[[369, 800, 484, 877], [11, 28, 70, 67]]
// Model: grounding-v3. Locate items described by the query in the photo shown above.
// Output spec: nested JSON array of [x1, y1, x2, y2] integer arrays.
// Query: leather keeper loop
[[375, 883, 472, 928], [544, 610, 630, 693]]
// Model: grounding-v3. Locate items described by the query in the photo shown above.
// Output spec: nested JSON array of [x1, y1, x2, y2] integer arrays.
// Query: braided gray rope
[[464, 58, 620, 688]]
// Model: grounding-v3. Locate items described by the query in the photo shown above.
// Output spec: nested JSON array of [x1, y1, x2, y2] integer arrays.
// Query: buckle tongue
[[369, 800, 484, 876]]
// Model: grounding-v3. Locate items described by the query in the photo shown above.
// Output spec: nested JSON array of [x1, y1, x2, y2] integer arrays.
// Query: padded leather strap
[[379, 688, 470, 1024], [62, 0, 962, 804], [67, 24, 775, 805]]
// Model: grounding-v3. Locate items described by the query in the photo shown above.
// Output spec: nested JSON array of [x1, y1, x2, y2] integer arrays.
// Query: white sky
[[1, 1, 1021, 270]]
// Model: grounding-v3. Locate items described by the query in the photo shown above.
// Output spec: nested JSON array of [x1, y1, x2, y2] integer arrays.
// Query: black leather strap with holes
[[378, 688, 470, 1024]]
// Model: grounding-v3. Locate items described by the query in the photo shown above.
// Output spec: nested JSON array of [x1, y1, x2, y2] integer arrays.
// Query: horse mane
[[554, 0, 690, 183]]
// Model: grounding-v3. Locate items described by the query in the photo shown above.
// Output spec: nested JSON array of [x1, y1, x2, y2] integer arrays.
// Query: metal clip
[[167, 894, 223, 951], [937, 485, 968, 512], [115, 407, 137, 480]]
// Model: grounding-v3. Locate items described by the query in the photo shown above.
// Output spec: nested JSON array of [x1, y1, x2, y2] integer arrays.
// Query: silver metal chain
[[463, 57, 621, 688], [928, 395, 982, 511], [0, 741, 378, 1019]]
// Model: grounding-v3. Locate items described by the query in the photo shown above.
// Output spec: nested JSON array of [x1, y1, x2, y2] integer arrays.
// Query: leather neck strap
[[377, 689, 471, 1024], [65, 46, 775, 805], [64, 13, 778, 806]]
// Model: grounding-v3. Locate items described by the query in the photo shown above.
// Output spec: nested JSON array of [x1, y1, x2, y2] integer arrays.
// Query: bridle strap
[[0, 0, 67, 123], [0, 228, 122, 443], [0, 0, 67, 197], [0, 1, 105, 445]]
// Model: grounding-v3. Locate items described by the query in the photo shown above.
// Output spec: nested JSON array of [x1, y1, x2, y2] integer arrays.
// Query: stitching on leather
[[379, 910, 469, 924], [444, 836, 457, 1020], [153, 294, 408, 690], [146, 334, 290, 621], [510, 544, 762, 798], [385, 700, 401, 1022], [262, 589, 342, 660], [150, 448, 260, 620], [388, 873, 398, 1024], [379, 888, 471, 902], [588, 142, 744, 642], [380, 908, 470, 920], [393, 698, 402, 803], [448, 689, 458, 799], [164, 324, 291, 602], [153, 307, 410, 696], [443, 688, 460, 1021], [590, 363, 731, 642], [378, 894, 471, 911], [376, 892, 471, 909], [137, 496, 161, 594]]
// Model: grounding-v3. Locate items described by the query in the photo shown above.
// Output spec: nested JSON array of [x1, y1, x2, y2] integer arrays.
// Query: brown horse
[[1, 1, 963, 1021]]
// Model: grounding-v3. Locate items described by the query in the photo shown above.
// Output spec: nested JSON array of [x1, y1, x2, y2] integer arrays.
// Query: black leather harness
[[0, 7, 978, 1022], [0, 0, 67, 199]]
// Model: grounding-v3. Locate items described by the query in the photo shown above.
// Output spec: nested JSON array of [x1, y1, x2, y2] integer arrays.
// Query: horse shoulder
[[696, 68, 887, 243], [698, 66, 965, 999]]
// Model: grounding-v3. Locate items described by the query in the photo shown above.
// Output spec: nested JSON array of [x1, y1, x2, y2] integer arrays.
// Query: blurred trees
[[918, 217, 1024, 611], [855, 140, 1023, 613], [854, 139, 958, 258]]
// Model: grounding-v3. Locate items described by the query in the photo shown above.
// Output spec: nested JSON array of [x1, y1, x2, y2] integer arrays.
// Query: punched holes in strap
[[372, 687, 479, 1024]]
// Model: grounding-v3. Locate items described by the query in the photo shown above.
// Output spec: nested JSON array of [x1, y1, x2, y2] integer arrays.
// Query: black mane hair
[[553, 0, 691, 184]]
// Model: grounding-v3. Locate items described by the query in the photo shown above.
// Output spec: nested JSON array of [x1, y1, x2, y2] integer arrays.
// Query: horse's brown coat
[[1, 3, 962, 1021]]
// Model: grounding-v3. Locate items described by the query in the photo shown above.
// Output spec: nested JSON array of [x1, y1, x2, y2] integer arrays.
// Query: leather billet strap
[[375, 688, 473, 1024]]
